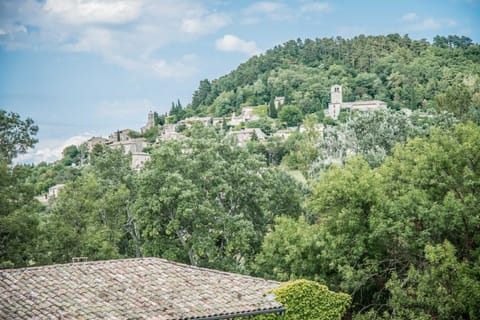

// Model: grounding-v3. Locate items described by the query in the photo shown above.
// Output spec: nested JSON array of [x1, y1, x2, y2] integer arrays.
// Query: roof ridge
[[0, 257, 280, 285]]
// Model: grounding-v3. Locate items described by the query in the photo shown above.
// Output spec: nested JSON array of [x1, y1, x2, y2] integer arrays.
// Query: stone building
[[273, 127, 297, 139], [132, 152, 151, 170], [158, 131, 185, 142], [274, 96, 285, 109], [327, 84, 387, 120], [85, 136, 111, 152], [141, 111, 156, 133], [109, 129, 133, 142], [178, 116, 223, 128], [48, 184, 65, 199], [110, 138, 148, 155], [229, 128, 266, 146], [228, 107, 260, 126]]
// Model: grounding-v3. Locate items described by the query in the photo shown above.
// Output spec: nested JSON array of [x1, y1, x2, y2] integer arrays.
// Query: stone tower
[[147, 111, 154, 127], [331, 85, 342, 104], [141, 111, 155, 133], [328, 85, 342, 120]]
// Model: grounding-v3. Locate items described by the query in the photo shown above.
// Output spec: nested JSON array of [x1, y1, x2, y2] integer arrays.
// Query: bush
[[255, 279, 351, 320]]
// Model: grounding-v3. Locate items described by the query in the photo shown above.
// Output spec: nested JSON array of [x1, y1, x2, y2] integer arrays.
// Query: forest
[[1, 34, 480, 319]]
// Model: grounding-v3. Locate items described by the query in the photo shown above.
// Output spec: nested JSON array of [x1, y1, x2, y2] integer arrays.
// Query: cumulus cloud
[[0, 0, 227, 78], [43, 0, 142, 25], [216, 34, 261, 56], [15, 134, 92, 164]]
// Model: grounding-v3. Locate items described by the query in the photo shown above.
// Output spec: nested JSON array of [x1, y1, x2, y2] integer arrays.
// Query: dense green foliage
[[134, 125, 303, 272], [0, 111, 41, 267], [255, 123, 480, 319], [272, 280, 351, 320]]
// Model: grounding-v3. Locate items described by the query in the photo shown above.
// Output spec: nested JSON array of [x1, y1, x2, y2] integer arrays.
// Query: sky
[[1, 0, 479, 164]]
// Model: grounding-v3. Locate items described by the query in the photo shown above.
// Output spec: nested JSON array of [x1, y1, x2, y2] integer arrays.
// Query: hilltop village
[[84, 84, 392, 170]]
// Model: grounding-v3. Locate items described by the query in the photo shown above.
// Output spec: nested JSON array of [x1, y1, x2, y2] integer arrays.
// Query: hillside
[[180, 34, 479, 120]]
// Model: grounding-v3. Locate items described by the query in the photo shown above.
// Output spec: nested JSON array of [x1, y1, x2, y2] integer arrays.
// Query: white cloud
[[401, 12, 417, 21], [15, 134, 92, 164], [0, 0, 227, 78], [43, 0, 142, 25], [106, 54, 198, 78], [181, 13, 231, 35], [64, 27, 113, 52], [299, 2, 331, 13], [216, 34, 261, 56]]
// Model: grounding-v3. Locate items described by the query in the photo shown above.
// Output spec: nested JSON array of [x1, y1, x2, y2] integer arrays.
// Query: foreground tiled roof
[[0, 258, 284, 319]]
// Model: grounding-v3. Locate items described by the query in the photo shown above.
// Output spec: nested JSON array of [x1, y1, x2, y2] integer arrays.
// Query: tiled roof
[[0, 258, 283, 319]]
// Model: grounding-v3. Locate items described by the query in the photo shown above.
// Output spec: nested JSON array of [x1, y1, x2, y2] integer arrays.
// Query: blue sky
[[1, 0, 479, 163]]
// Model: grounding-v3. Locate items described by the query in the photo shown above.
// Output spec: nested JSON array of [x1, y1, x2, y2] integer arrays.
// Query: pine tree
[[269, 99, 278, 118]]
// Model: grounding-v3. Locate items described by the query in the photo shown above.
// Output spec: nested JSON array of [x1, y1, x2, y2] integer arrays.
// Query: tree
[[0, 163, 43, 267], [279, 105, 303, 127], [303, 123, 480, 317], [386, 241, 480, 320], [254, 216, 323, 281], [435, 84, 472, 118], [191, 79, 212, 110], [0, 111, 41, 267], [0, 110, 38, 164], [133, 126, 303, 272], [269, 98, 278, 118], [43, 145, 139, 263], [62, 145, 80, 166]]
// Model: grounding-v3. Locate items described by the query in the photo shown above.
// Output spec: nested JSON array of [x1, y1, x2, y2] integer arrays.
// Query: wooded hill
[[168, 34, 480, 121]]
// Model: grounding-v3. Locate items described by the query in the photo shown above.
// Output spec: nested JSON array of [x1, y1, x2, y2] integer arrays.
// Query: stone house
[[229, 107, 261, 126], [274, 96, 285, 109], [110, 138, 148, 155], [131, 152, 151, 170], [48, 184, 65, 199], [158, 131, 185, 142], [108, 129, 133, 142], [85, 136, 111, 152], [229, 128, 266, 146], [273, 127, 297, 139]]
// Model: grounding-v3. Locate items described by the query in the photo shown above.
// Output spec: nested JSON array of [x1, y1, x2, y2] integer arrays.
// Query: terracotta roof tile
[[0, 258, 283, 319]]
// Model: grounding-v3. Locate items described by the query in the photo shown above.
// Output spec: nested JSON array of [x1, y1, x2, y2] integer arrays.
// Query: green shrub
[[255, 279, 351, 320]]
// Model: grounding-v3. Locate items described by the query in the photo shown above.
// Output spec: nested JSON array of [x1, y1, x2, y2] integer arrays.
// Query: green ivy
[[254, 279, 351, 320]]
